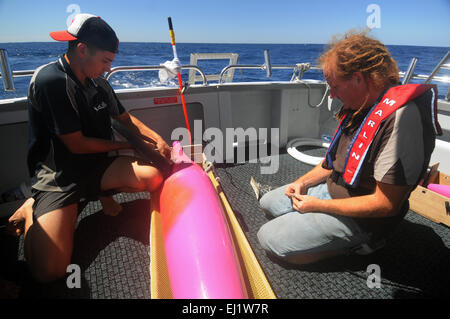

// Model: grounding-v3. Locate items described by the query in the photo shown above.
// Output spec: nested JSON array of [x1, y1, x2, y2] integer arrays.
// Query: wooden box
[[409, 163, 450, 227]]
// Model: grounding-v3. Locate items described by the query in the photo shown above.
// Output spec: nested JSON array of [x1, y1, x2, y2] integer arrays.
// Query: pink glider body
[[159, 142, 247, 298], [427, 183, 450, 198]]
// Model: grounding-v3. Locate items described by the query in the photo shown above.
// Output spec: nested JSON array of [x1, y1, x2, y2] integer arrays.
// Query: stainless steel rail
[[1, 48, 449, 98], [218, 63, 322, 84], [105, 65, 207, 86], [0, 49, 16, 91], [0, 70, 40, 78], [425, 51, 450, 84], [398, 72, 450, 84], [402, 57, 418, 85]]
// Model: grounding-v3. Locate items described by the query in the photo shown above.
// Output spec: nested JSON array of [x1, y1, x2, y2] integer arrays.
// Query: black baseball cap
[[50, 13, 119, 53]]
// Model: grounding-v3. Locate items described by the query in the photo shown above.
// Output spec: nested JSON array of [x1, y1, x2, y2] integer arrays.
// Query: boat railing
[[401, 57, 418, 85], [1, 47, 449, 101], [105, 65, 208, 86], [217, 50, 323, 84], [0, 49, 35, 92], [424, 51, 450, 84], [399, 72, 450, 84], [400, 51, 450, 100], [425, 51, 450, 100], [218, 63, 323, 84], [0, 49, 15, 91]]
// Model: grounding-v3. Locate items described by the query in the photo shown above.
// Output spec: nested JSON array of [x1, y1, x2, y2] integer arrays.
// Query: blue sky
[[0, 0, 449, 46]]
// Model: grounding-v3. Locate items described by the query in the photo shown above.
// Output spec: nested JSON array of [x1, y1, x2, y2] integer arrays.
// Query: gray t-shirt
[[326, 89, 437, 236]]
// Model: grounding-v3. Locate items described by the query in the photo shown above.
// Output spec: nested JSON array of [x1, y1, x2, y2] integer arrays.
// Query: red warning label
[[153, 96, 178, 105]]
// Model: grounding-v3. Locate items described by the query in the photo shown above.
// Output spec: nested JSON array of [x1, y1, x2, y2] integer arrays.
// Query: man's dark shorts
[[31, 157, 117, 220]]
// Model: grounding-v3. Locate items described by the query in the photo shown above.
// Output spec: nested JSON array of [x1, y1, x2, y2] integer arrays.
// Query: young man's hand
[[157, 139, 172, 160]]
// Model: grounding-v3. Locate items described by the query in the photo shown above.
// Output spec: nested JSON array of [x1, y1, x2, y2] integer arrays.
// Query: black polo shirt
[[27, 55, 125, 192]]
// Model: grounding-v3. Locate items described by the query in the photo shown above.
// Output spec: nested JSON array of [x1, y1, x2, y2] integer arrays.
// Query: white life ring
[[286, 138, 330, 166]]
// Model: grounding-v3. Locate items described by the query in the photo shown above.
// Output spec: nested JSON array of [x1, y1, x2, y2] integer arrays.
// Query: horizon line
[[0, 41, 449, 48]]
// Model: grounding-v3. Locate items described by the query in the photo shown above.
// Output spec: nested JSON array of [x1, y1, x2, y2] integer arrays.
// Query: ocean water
[[0, 42, 448, 100]]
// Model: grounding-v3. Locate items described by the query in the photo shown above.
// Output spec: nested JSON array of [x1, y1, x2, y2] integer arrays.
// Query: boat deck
[[214, 150, 450, 298], [1, 149, 449, 299], [1, 192, 152, 298]]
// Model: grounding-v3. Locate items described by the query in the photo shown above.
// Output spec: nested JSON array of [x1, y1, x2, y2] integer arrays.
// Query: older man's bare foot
[[100, 196, 122, 216], [7, 197, 34, 236]]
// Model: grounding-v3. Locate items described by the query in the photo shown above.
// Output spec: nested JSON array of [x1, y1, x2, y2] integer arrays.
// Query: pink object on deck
[[427, 183, 450, 198], [159, 141, 247, 299]]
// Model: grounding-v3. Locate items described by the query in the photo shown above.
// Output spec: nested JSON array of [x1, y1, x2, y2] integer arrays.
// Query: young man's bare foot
[[100, 196, 122, 216], [7, 197, 34, 236]]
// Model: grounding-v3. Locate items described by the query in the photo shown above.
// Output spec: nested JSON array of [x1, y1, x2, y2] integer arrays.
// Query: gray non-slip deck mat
[[213, 151, 450, 299], [2, 150, 449, 299], [1, 192, 151, 299]]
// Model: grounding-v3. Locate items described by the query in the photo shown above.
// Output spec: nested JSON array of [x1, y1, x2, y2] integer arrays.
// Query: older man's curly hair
[[318, 30, 400, 130]]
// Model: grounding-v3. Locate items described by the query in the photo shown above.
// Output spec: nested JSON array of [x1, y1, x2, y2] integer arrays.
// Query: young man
[[8, 14, 171, 282]]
